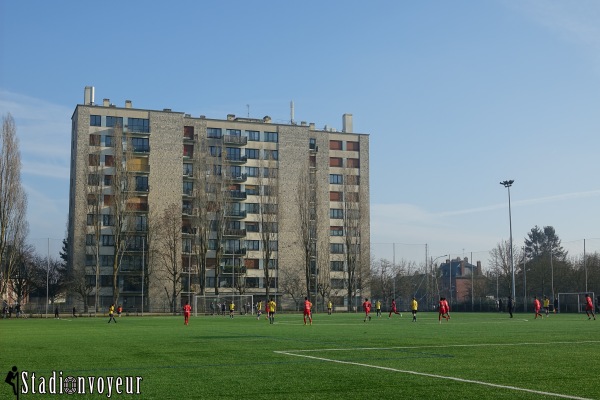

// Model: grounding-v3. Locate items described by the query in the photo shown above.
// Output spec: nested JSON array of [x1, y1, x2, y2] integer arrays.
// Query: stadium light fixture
[[500, 180, 516, 302]]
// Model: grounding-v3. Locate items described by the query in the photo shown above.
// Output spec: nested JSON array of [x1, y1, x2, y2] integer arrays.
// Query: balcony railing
[[224, 228, 246, 237], [223, 135, 248, 146], [226, 173, 247, 183], [224, 155, 247, 164], [223, 247, 247, 256], [229, 190, 247, 200], [225, 210, 246, 219]]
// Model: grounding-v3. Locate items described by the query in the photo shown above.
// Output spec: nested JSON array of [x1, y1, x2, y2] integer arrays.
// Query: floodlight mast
[[500, 180, 516, 302]]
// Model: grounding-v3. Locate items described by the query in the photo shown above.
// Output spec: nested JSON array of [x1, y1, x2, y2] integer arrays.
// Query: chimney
[[263, 116, 271, 123], [84, 86, 95, 105], [103, 98, 110, 107], [342, 113, 353, 133], [227, 114, 235, 121], [125, 100, 132, 108]]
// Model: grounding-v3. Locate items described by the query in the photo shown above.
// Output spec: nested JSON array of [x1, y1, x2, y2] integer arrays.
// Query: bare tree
[[190, 136, 211, 295], [107, 122, 135, 304], [257, 151, 278, 298], [85, 138, 103, 311], [342, 167, 361, 309], [69, 264, 94, 312], [208, 155, 231, 295], [316, 237, 331, 312], [156, 203, 183, 314], [296, 165, 314, 299], [279, 263, 305, 311], [0, 114, 28, 299]]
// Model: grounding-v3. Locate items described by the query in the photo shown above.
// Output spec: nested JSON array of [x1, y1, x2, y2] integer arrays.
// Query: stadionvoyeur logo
[[5, 365, 143, 398]]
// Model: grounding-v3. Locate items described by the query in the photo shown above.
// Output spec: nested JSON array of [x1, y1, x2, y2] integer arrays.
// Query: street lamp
[[500, 180, 516, 302]]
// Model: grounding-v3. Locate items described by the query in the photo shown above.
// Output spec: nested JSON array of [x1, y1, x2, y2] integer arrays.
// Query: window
[[331, 243, 344, 254], [330, 140, 343, 150], [330, 209, 343, 219], [131, 137, 149, 152], [347, 158, 360, 168], [330, 191, 343, 201], [246, 148, 259, 159], [105, 135, 114, 147], [135, 176, 149, 191], [106, 116, 123, 128], [330, 226, 343, 236], [212, 164, 222, 176], [101, 235, 115, 246], [245, 185, 259, 196], [103, 175, 113, 186], [264, 132, 278, 142], [246, 240, 260, 251], [330, 157, 343, 167], [85, 254, 97, 266], [227, 129, 241, 136], [263, 167, 277, 178], [347, 141, 360, 151], [103, 214, 115, 226], [135, 215, 147, 231], [207, 128, 222, 138], [268, 241, 278, 251], [88, 174, 100, 186], [209, 146, 222, 157], [183, 181, 193, 195], [263, 149, 278, 160], [128, 118, 149, 133], [104, 155, 114, 166], [331, 279, 345, 289], [331, 261, 344, 271], [184, 126, 194, 137], [268, 259, 278, 269], [246, 222, 259, 232], [89, 154, 100, 166], [87, 194, 98, 206], [245, 259, 259, 269], [208, 239, 219, 250], [85, 234, 95, 245], [183, 163, 193, 176], [309, 138, 317, 150], [329, 174, 343, 184], [247, 130, 259, 141], [246, 203, 259, 214], [226, 147, 241, 161], [90, 115, 101, 126], [246, 167, 258, 177], [262, 222, 278, 232], [89, 134, 100, 146], [103, 195, 113, 206], [228, 165, 242, 178]]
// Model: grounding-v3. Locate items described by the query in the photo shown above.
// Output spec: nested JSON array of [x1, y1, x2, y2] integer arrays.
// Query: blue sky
[[1, 1, 600, 264]]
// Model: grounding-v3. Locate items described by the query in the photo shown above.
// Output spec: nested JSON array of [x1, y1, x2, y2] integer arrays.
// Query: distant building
[[438, 257, 482, 306], [67, 87, 370, 312]]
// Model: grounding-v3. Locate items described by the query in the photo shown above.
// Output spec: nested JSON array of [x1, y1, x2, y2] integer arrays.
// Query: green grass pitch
[[1, 312, 598, 399]]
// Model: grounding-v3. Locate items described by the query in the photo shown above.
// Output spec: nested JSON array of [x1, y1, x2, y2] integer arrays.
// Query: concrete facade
[[68, 91, 370, 312]]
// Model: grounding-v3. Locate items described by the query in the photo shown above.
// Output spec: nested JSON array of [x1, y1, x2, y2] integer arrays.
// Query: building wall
[[69, 97, 370, 311]]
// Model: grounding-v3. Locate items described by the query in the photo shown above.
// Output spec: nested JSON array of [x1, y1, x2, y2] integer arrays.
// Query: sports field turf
[[1, 311, 598, 399]]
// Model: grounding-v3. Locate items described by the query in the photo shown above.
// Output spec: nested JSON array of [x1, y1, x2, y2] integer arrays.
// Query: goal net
[[557, 292, 595, 313], [194, 294, 255, 317]]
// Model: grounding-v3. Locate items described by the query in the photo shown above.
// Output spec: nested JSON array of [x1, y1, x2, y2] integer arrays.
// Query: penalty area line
[[274, 350, 592, 400]]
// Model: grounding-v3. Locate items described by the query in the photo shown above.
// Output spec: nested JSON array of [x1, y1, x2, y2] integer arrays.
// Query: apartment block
[[68, 87, 370, 312]]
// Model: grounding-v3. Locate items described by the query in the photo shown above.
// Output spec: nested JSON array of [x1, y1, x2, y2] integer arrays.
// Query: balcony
[[226, 173, 247, 183], [183, 188, 194, 197], [225, 210, 246, 219], [221, 265, 247, 274], [182, 226, 197, 235], [223, 135, 248, 146], [223, 247, 246, 256], [224, 155, 247, 164], [183, 168, 193, 177], [229, 190, 247, 200], [224, 228, 246, 237], [132, 146, 150, 154], [182, 206, 193, 215]]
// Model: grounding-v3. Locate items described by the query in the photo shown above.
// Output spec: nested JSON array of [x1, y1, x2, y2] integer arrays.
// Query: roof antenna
[[246, 104, 250, 118]]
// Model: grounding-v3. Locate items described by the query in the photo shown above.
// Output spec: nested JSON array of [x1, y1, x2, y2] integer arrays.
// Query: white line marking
[[279, 340, 600, 353], [275, 349, 594, 400]]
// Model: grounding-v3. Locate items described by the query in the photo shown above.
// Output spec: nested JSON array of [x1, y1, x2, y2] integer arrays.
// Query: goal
[[557, 292, 595, 313], [194, 294, 255, 317]]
